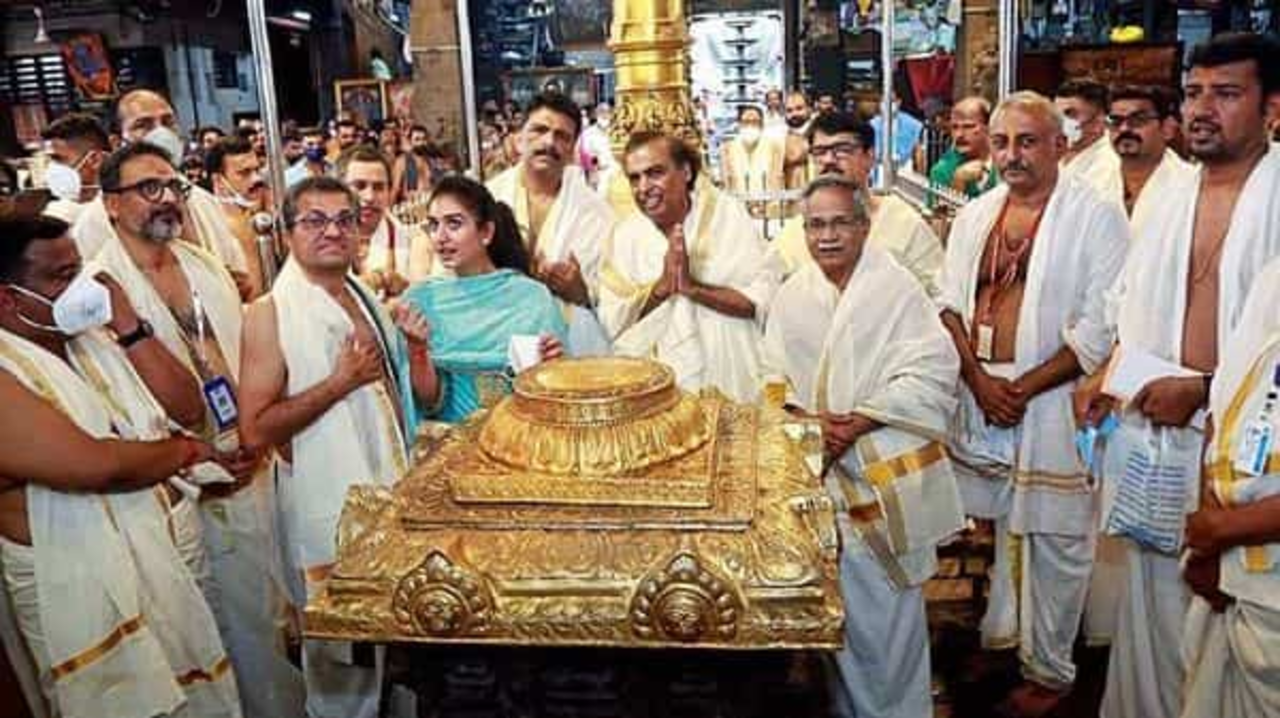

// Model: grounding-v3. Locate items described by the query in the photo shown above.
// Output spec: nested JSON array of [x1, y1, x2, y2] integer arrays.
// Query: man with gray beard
[[90, 142, 306, 718]]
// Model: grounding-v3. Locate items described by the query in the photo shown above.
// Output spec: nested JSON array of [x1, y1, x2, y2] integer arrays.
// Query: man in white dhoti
[[89, 143, 306, 718], [763, 176, 965, 718], [720, 105, 785, 196], [1055, 79, 1122, 195], [1074, 33, 1280, 718], [238, 176, 430, 718], [0, 212, 239, 718], [939, 91, 1128, 717], [1181, 256, 1280, 718], [487, 92, 615, 355], [338, 145, 437, 299], [40, 113, 109, 226], [73, 90, 252, 300], [768, 112, 944, 295], [598, 132, 778, 403], [1077, 82, 1194, 654]]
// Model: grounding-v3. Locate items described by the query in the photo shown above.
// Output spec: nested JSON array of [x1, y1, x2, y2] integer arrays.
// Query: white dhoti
[[90, 235, 304, 718], [269, 260, 416, 718], [1181, 259, 1280, 718], [1098, 145, 1280, 718], [939, 175, 1129, 688], [763, 251, 964, 717]]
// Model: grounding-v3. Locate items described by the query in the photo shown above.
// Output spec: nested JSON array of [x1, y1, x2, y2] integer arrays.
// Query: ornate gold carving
[[305, 358, 844, 650], [392, 552, 494, 637], [631, 552, 741, 643], [479, 358, 713, 476]]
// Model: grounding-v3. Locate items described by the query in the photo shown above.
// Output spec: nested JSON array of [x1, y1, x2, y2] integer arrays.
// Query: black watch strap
[[117, 319, 154, 348]]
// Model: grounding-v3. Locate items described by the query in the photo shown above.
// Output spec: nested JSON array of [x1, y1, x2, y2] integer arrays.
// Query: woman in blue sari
[[401, 176, 566, 422]]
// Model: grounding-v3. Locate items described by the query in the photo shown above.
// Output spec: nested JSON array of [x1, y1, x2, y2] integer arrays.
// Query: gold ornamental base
[[305, 359, 844, 650]]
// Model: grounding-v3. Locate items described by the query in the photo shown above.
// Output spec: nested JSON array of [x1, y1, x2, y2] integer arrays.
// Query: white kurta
[[1182, 257, 1280, 718], [599, 188, 779, 403], [939, 173, 1128, 688], [763, 249, 964, 718], [768, 192, 944, 296], [1099, 144, 1280, 718], [0, 329, 240, 718], [90, 234, 305, 718], [487, 164, 615, 355], [73, 186, 248, 274]]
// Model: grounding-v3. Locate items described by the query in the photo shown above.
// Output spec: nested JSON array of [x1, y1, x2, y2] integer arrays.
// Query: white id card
[[976, 324, 995, 362], [1235, 420, 1275, 477]]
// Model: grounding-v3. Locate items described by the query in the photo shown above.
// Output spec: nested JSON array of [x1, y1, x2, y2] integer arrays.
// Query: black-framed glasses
[[1106, 112, 1159, 129], [109, 177, 192, 202], [808, 142, 864, 160], [803, 216, 868, 235], [294, 211, 358, 234]]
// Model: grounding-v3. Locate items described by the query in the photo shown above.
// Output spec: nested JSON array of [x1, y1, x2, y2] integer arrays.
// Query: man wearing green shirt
[[929, 96, 997, 199]]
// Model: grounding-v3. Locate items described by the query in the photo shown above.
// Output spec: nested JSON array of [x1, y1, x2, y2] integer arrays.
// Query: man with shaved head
[[938, 91, 1128, 716], [72, 89, 255, 300], [929, 96, 998, 198]]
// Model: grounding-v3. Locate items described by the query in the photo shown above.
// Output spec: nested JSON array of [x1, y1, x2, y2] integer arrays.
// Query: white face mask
[[738, 126, 762, 146], [1062, 116, 1083, 146], [45, 161, 83, 202], [142, 125, 185, 165], [8, 272, 114, 335]]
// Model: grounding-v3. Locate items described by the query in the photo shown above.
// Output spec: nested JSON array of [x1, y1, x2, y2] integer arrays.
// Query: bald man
[[72, 89, 255, 301]]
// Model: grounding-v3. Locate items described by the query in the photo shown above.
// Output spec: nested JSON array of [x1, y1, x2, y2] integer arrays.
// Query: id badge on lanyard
[[191, 289, 238, 431], [1234, 364, 1280, 477]]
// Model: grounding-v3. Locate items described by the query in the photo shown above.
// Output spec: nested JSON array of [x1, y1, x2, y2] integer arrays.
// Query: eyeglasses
[[293, 211, 358, 234], [803, 216, 868, 235], [109, 177, 192, 202], [808, 142, 863, 160], [1106, 112, 1159, 129]]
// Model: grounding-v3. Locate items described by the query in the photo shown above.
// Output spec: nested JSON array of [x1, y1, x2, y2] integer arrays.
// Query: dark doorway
[[268, 23, 317, 126]]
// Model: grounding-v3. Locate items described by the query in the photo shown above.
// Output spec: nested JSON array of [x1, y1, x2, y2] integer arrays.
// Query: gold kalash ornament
[[305, 357, 844, 649]]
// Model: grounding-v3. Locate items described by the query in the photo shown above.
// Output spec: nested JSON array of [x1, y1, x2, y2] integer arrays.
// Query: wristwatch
[[117, 319, 154, 348]]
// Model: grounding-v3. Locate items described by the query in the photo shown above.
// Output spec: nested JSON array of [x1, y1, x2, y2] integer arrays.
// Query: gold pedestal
[[305, 358, 844, 650]]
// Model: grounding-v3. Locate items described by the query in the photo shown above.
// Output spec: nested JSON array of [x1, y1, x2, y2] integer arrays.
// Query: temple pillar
[[410, 0, 465, 150]]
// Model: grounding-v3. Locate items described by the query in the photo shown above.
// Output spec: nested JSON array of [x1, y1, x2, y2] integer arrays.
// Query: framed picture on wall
[[334, 79, 387, 127], [387, 80, 415, 123]]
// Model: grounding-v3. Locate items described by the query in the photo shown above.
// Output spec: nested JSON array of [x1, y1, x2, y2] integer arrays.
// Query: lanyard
[[976, 198, 1045, 326]]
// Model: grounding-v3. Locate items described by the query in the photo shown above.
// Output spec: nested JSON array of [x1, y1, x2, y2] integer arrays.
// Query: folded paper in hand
[[1102, 347, 1202, 403], [507, 334, 543, 374]]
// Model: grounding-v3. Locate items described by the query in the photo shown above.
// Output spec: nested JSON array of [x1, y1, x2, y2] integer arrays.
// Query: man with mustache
[[763, 176, 965, 718], [938, 91, 1128, 717], [89, 143, 306, 718], [1055, 78, 1122, 195], [1071, 33, 1280, 718], [929, 96, 999, 199], [338, 145, 437, 299], [768, 112, 944, 296], [207, 136, 271, 299], [72, 90, 253, 300], [488, 92, 615, 354], [599, 132, 778, 402]]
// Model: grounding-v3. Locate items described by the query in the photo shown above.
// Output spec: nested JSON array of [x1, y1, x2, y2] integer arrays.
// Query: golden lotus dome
[[478, 357, 713, 475]]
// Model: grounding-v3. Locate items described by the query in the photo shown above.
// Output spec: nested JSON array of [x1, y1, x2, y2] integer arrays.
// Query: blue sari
[[402, 269, 567, 422]]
